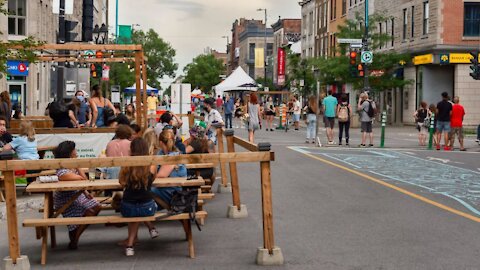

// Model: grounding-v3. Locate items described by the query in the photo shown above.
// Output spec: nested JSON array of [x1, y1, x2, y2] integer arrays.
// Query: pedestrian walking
[[358, 92, 375, 147], [216, 95, 224, 113], [204, 98, 224, 152], [304, 96, 318, 144], [322, 91, 338, 144], [146, 92, 158, 127], [246, 93, 261, 143], [265, 96, 276, 131], [292, 95, 301, 130], [449, 96, 466, 151], [337, 94, 352, 146], [414, 101, 430, 146], [436, 92, 453, 151], [224, 94, 234, 129]]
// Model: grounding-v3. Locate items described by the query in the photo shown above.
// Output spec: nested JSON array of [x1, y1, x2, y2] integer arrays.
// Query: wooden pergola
[[6, 43, 150, 128]]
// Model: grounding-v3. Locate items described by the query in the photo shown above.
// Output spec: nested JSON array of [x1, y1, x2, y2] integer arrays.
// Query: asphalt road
[[1, 123, 479, 270]]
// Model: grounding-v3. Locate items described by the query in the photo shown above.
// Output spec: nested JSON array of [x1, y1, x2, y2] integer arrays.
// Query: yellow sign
[[413, 54, 433, 65], [449, 53, 474, 64], [254, 48, 264, 68]]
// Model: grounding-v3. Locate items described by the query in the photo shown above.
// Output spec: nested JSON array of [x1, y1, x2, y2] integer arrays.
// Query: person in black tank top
[[414, 101, 430, 146]]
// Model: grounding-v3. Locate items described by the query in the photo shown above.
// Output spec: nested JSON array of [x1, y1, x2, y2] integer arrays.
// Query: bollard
[[276, 105, 285, 130], [428, 113, 435, 150], [380, 111, 387, 148]]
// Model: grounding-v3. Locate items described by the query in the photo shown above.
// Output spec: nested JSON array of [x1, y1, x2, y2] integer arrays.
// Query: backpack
[[338, 104, 349, 122], [168, 189, 201, 231], [48, 100, 67, 119], [366, 101, 376, 118], [103, 104, 116, 125]]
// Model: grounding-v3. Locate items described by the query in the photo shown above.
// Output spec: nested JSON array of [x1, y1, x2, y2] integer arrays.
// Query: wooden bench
[[24, 177, 207, 264]]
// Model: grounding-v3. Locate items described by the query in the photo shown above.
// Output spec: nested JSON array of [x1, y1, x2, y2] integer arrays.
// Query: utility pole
[[363, 0, 370, 92], [263, 9, 267, 89], [56, 0, 66, 101]]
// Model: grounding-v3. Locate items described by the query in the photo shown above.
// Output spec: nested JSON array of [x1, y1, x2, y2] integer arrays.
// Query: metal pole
[[56, 0, 66, 101], [428, 113, 435, 150], [264, 9, 267, 88], [363, 0, 370, 92], [115, 0, 119, 43], [380, 111, 386, 148]]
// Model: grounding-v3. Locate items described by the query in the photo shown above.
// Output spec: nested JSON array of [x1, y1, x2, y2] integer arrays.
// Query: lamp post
[[313, 66, 322, 147], [257, 8, 267, 89], [221, 35, 230, 52], [93, 23, 109, 44]]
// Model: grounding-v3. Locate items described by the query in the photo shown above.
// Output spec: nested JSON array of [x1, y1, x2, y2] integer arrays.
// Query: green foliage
[[108, 63, 135, 92], [286, 50, 315, 96], [255, 77, 275, 91], [132, 29, 178, 90], [183, 54, 225, 94]]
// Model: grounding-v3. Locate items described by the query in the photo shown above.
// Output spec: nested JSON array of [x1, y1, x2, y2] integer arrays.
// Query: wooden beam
[[9, 127, 116, 135], [142, 56, 148, 129], [4, 171, 20, 263], [226, 132, 242, 210], [37, 57, 136, 63], [135, 51, 142, 128], [5, 152, 273, 171], [216, 128, 229, 187], [260, 160, 275, 253], [233, 136, 259, 152], [4, 43, 143, 51]]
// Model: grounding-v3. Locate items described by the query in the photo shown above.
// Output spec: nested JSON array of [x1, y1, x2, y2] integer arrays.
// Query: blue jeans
[[436, 121, 451, 133], [120, 200, 157, 217], [306, 114, 316, 140], [225, 113, 233, 129], [151, 187, 181, 209]]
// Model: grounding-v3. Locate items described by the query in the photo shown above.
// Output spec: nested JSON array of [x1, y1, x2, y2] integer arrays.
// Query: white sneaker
[[149, 229, 159, 239], [125, 247, 134, 256]]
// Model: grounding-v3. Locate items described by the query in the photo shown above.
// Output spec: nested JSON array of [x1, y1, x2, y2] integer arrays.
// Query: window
[[342, 0, 347, 15], [249, 43, 255, 60], [391, 18, 395, 46], [379, 22, 383, 49], [464, 2, 480, 36], [403, 9, 408, 40], [423, 1, 429, 35], [8, 0, 27, 36], [267, 43, 273, 56], [309, 11, 314, 35], [324, 2, 328, 27], [350, 0, 353, 7], [411, 6, 415, 38], [330, 0, 334, 20]]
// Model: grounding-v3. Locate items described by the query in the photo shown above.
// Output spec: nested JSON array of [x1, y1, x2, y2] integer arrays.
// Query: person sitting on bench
[[53, 141, 101, 250], [184, 125, 215, 185]]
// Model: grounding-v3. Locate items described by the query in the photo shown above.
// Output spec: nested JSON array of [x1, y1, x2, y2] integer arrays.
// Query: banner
[[277, 48, 286, 85], [37, 133, 114, 158], [118, 25, 132, 44], [255, 48, 265, 68]]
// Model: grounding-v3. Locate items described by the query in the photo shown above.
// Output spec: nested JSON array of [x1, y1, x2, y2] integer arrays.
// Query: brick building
[[348, 0, 480, 127], [271, 18, 301, 86]]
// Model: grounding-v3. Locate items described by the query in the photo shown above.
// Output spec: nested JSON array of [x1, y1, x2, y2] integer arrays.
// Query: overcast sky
[[108, 0, 300, 88]]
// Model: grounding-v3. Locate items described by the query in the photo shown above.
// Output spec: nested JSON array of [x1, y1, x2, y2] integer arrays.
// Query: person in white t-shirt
[[292, 96, 301, 130], [203, 98, 224, 152]]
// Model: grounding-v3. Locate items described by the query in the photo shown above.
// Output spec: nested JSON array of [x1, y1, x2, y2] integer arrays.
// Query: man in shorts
[[292, 96, 301, 130], [322, 90, 338, 144], [436, 92, 453, 151], [449, 96, 466, 151], [146, 92, 158, 127], [357, 92, 375, 147]]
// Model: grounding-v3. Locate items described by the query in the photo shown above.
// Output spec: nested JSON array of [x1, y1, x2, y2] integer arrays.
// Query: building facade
[[315, 0, 330, 57], [237, 20, 274, 81], [348, 0, 480, 127], [271, 18, 301, 86], [299, 0, 317, 58], [0, 0, 106, 116]]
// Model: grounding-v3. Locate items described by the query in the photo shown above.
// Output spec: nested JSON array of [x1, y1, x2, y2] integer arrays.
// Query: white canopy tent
[[214, 66, 258, 97], [124, 79, 159, 94]]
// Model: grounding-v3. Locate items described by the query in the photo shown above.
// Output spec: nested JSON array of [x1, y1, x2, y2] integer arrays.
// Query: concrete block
[[217, 183, 232, 193], [227, 204, 248, 218], [3, 256, 30, 270], [256, 247, 284, 266]]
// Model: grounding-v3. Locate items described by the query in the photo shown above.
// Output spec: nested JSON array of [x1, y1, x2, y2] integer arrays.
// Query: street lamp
[[257, 8, 267, 89], [93, 23, 109, 44], [221, 35, 230, 53]]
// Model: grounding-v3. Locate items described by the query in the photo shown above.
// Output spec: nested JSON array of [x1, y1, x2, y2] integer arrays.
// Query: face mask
[[76, 96, 85, 102]]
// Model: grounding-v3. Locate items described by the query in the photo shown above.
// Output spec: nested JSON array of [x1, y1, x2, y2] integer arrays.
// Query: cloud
[[157, 0, 206, 15]]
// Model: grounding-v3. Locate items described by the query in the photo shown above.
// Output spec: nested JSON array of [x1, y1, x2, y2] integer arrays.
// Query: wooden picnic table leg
[[3, 170, 31, 268], [41, 193, 50, 265], [216, 128, 231, 193], [256, 143, 283, 265], [0, 180, 5, 202], [47, 192, 56, 249], [184, 220, 195, 258], [225, 130, 248, 218]]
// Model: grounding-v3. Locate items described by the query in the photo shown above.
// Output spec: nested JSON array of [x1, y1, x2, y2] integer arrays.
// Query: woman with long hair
[[152, 130, 187, 209], [142, 128, 159, 155], [184, 125, 215, 186], [52, 141, 100, 250], [337, 94, 352, 145], [89, 85, 115, 128], [265, 96, 276, 131], [125, 104, 136, 124], [119, 137, 158, 256], [246, 93, 261, 143], [0, 91, 12, 127], [304, 96, 318, 144]]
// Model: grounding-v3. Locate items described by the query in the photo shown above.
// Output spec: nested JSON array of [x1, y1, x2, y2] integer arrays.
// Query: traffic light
[[349, 50, 359, 77], [357, 64, 365, 77], [65, 20, 79, 42], [469, 51, 480, 80]]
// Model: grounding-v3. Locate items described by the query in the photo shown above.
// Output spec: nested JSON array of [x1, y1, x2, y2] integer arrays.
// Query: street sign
[[350, 43, 363, 48], [6, 60, 29, 76], [338, 38, 363, 44], [440, 54, 449, 64], [361, 51, 373, 64]]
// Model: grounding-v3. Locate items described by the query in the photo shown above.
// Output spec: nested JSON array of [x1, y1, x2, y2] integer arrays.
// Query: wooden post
[[258, 143, 275, 253], [4, 170, 20, 263], [225, 130, 241, 210], [141, 55, 148, 129], [216, 128, 228, 187], [134, 50, 142, 129], [188, 112, 194, 127]]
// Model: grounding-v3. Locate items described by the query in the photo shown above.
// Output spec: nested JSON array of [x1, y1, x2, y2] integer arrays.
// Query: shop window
[[464, 2, 480, 36]]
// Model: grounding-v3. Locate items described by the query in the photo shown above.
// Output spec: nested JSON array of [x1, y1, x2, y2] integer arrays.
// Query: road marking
[[288, 146, 480, 223]]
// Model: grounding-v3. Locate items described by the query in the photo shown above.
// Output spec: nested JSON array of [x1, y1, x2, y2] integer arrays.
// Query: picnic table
[[23, 177, 208, 264]]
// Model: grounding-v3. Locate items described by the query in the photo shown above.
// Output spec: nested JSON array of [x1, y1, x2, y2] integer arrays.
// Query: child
[[119, 137, 158, 256]]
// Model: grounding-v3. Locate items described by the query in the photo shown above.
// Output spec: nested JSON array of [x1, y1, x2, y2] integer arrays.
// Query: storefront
[[6, 60, 29, 115]]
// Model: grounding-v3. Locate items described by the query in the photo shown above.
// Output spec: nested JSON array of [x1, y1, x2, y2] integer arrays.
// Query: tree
[[131, 29, 178, 90], [0, 0, 43, 76], [310, 12, 412, 92], [255, 77, 275, 91], [287, 49, 315, 97], [108, 63, 135, 92], [183, 54, 225, 94]]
